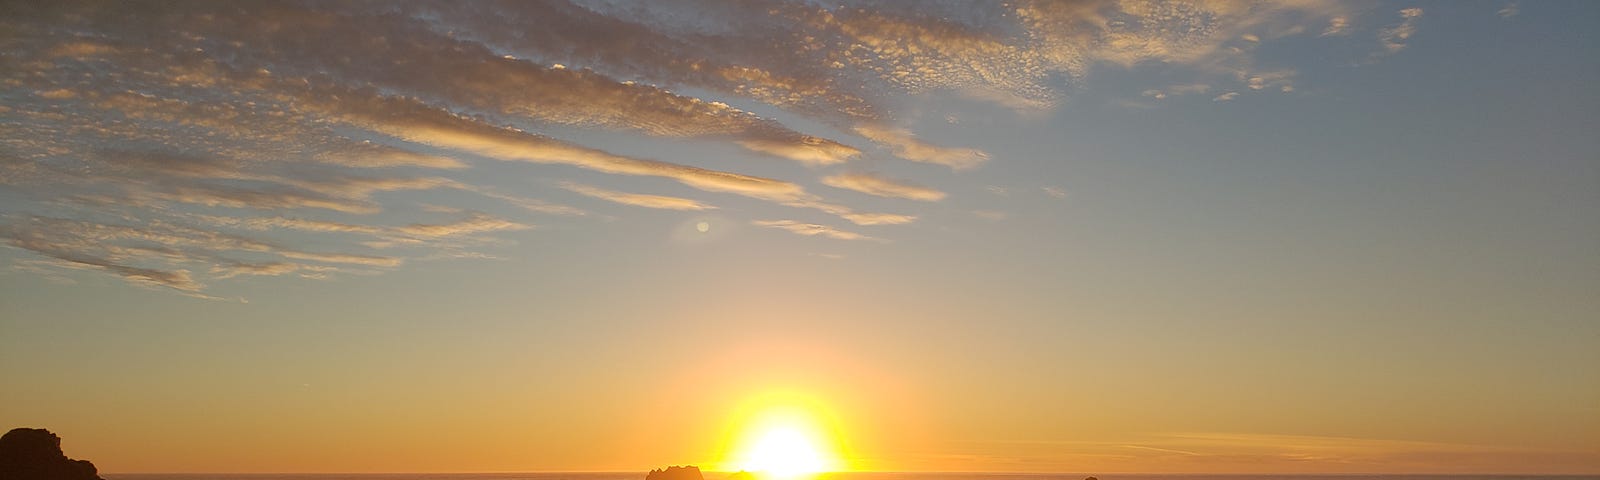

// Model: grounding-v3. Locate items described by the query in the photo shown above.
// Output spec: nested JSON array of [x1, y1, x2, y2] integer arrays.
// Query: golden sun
[[723, 402, 843, 479], [738, 426, 827, 477]]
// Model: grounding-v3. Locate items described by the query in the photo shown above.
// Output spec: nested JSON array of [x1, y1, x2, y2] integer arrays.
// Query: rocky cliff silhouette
[[646, 466, 704, 480], [0, 428, 103, 480]]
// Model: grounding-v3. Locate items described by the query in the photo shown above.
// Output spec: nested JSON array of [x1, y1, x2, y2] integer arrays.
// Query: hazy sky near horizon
[[1, 0, 1597, 474]]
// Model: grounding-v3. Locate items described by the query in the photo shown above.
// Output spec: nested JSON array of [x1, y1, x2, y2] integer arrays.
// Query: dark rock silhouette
[[0, 428, 103, 480], [646, 466, 704, 480]]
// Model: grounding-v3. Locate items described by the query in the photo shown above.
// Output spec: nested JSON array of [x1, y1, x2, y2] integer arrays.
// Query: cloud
[[0, 215, 405, 296], [1142, 84, 1210, 100], [7, 0, 1391, 137], [197, 216, 384, 235], [751, 220, 880, 242], [196, 212, 530, 250], [783, 199, 917, 225], [1497, 3, 1519, 19], [1323, 16, 1351, 36], [1213, 92, 1240, 102], [735, 137, 862, 167], [289, 80, 907, 225], [4, 239, 206, 294], [75, 149, 470, 215], [475, 189, 589, 217], [120, 3, 860, 166], [211, 262, 302, 280], [0, 208, 555, 296], [839, 212, 918, 226], [561, 181, 717, 211], [395, 213, 532, 238], [138, 184, 384, 214], [1242, 70, 1296, 91], [822, 172, 947, 201], [315, 142, 468, 170], [854, 124, 989, 169], [302, 84, 815, 204], [0, 0, 1426, 297], [1379, 8, 1426, 55], [1020, 0, 1351, 96], [1042, 186, 1068, 199], [419, 1, 882, 122], [274, 251, 402, 268]]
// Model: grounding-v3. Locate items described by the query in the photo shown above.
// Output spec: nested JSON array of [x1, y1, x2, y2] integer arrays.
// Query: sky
[[1, 0, 1597, 474]]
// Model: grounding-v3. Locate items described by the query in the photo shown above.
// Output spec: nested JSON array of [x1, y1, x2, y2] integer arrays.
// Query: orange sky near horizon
[[23, 333, 1599, 474]]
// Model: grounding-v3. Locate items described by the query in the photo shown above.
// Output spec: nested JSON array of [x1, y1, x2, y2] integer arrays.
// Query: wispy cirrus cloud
[[822, 173, 947, 202], [76, 2, 859, 167], [561, 181, 717, 211], [1, 0, 1429, 297], [1497, 3, 1520, 19], [394, 213, 532, 238], [854, 124, 989, 170], [0, 215, 398, 297], [752, 220, 880, 242]]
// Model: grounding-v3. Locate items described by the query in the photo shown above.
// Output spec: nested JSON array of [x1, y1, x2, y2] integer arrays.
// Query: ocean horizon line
[[100, 472, 1600, 477]]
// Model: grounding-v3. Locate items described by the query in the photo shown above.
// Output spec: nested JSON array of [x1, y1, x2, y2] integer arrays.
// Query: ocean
[[103, 474, 1600, 480]]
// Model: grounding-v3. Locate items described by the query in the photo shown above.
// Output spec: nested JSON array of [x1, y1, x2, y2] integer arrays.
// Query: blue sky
[[1, 0, 1597, 473]]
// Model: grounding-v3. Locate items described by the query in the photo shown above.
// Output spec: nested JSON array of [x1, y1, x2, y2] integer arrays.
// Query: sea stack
[[0, 428, 104, 480]]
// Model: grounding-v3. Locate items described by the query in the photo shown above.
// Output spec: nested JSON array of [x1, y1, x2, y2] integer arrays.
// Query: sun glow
[[739, 426, 828, 477], [722, 399, 845, 479]]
